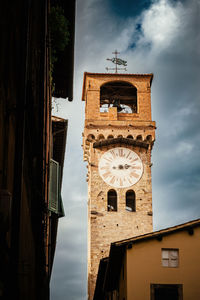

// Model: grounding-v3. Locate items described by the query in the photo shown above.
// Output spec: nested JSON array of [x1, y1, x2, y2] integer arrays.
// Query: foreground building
[[0, 0, 75, 299], [94, 218, 200, 300], [82, 72, 156, 299]]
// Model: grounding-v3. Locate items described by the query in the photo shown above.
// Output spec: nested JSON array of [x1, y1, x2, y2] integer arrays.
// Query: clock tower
[[82, 72, 156, 299]]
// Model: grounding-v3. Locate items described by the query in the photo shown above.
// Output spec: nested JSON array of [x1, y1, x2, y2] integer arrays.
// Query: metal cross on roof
[[106, 50, 127, 73]]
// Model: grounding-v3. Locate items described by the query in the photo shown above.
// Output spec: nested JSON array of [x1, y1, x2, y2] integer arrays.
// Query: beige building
[[82, 72, 156, 299], [94, 218, 200, 300]]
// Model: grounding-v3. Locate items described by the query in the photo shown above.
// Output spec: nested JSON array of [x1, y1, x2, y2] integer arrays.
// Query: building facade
[[0, 1, 75, 299], [94, 219, 200, 300], [82, 72, 156, 299]]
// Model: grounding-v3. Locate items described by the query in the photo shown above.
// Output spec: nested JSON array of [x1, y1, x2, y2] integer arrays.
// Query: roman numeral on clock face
[[104, 157, 112, 163], [126, 151, 131, 159], [109, 176, 116, 185], [102, 171, 111, 179], [100, 166, 110, 171], [110, 150, 116, 158], [130, 158, 138, 163], [132, 166, 141, 170], [118, 149, 125, 157], [130, 172, 140, 178]]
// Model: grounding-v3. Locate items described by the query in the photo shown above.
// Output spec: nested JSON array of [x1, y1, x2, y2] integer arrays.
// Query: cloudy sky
[[50, 0, 200, 299]]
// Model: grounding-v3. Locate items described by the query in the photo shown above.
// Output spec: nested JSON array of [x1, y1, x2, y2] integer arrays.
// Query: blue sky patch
[[108, 0, 152, 18], [108, 0, 185, 19]]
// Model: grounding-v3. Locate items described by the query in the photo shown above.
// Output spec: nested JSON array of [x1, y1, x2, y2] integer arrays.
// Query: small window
[[162, 249, 179, 268], [107, 190, 117, 211], [107, 135, 114, 139], [98, 134, 105, 140], [126, 190, 135, 212], [146, 135, 152, 142], [136, 135, 142, 141], [87, 134, 95, 141]]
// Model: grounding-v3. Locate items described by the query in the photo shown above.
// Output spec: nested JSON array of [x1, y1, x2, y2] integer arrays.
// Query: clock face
[[98, 147, 143, 188]]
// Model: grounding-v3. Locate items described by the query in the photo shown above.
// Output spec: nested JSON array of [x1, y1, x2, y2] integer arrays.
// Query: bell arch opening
[[100, 81, 137, 113]]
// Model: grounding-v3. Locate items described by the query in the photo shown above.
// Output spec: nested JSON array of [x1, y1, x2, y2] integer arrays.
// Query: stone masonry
[[82, 72, 156, 300]]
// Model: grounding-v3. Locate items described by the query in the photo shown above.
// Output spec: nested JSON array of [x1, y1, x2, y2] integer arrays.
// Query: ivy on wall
[[50, 6, 70, 91]]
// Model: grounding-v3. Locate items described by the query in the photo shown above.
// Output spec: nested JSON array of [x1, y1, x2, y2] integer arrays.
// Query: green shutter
[[49, 159, 59, 213]]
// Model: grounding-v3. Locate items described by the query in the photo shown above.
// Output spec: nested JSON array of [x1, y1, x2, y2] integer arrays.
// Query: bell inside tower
[[100, 81, 137, 113]]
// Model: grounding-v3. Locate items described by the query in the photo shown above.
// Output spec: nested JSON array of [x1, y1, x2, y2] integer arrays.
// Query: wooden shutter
[[162, 249, 169, 267]]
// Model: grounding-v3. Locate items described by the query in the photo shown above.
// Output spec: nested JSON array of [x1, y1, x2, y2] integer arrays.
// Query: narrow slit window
[[107, 190, 117, 211], [126, 190, 135, 212]]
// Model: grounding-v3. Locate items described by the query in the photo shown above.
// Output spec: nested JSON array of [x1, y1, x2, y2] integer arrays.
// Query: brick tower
[[82, 72, 156, 299]]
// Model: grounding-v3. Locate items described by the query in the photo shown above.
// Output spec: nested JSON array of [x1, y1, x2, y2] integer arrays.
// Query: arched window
[[100, 81, 137, 113], [126, 190, 135, 212], [87, 134, 95, 142], [107, 135, 114, 139], [127, 135, 133, 139], [136, 135, 142, 141], [107, 190, 117, 211], [98, 134, 105, 141], [146, 135, 152, 142]]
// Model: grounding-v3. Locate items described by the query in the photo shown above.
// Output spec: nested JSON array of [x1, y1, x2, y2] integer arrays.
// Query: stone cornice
[[93, 137, 149, 149]]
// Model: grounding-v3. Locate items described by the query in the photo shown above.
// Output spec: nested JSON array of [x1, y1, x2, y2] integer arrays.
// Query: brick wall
[[82, 73, 156, 299]]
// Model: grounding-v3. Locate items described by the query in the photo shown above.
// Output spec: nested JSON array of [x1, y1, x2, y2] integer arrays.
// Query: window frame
[[150, 284, 183, 300], [161, 248, 179, 268]]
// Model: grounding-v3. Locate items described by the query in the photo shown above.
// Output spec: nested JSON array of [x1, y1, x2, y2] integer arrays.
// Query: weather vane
[[106, 50, 127, 73]]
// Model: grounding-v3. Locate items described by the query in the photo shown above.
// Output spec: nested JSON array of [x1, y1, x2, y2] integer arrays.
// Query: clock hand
[[112, 164, 138, 170], [125, 164, 131, 169]]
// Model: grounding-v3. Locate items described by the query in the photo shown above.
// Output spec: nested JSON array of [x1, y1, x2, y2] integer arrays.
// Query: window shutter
[[58, 167, 65, 218], [170, 250, 179, 267], [49, 159, 59, 213], [162, 250, 169, 259], [162, 250, 169, 267], [58, 194, 65, 218]]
